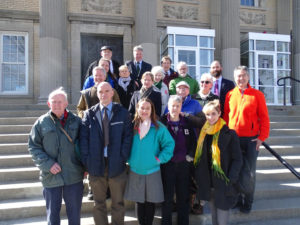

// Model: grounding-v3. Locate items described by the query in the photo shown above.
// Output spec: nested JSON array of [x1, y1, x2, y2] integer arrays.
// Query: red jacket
[[223, 84, 270, 141]]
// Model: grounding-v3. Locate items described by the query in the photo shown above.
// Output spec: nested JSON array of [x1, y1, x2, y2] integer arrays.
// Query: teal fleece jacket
[[128, 122, 175, 175]]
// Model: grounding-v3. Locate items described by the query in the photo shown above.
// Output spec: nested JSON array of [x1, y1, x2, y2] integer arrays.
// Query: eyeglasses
[[200, 81, 211, 84]]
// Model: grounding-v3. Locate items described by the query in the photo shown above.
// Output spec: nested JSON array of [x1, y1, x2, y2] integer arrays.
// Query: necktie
[[102, 107, 109, 147], [136, 62, 140, 75], [214, 81, 219, 96]]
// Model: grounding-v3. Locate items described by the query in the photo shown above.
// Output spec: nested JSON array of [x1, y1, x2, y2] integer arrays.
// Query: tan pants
[[89, 169, 127, 225]]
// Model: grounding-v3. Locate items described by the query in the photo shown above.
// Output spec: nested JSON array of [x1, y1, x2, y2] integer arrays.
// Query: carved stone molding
[[81, 0, 122, 14], [162, 0, 199, 5], [163, 5, 198, 20], [239, 11, 266, 25]]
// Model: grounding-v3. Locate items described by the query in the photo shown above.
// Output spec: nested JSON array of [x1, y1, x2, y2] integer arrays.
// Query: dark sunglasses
[[200, 81, 211, 84]]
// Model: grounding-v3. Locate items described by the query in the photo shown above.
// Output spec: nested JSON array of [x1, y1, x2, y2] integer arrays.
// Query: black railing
[[262, 142, 300, 180], [277, 76, 300, 106]]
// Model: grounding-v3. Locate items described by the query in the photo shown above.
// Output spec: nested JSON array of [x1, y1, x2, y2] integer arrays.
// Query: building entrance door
[[80, 34, 123, 85]]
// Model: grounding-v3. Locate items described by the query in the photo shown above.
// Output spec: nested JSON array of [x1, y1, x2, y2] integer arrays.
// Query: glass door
[[255, 52, 277, 104], [175, 47, 197, 79]]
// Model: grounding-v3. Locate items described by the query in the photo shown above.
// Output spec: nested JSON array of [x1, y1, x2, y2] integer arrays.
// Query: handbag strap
[[60, 127, 74, 145]]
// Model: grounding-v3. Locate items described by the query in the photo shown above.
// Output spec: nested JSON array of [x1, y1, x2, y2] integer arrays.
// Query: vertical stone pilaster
[[292, 0, 300, 105], [277, 0, 291, 34], [134, 0, 158, 65], [210, 0, 221, 61], [221, 0, 240, 81], [38, 0, 67, 103]]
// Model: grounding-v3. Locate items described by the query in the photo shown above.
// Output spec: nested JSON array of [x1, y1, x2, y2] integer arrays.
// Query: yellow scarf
[[194, 118, 229, 183]]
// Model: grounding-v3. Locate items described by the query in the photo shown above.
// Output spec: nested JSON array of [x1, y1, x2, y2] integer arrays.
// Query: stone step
[[0, 167, 39, 182], [234, 218, 300, 225], [259, 144, 300, 156], [0, 143, 28, 154], [0, 110, 48, 118], [265, 136, 300, 145], [0, 154, 34, 168], [256, 167, 300, 182], [270, 128, 300, 136], [0, 117, 37, 125], [0, 196, 134, 221], [0, 104, 76, 111], [268, 106, 300, 116], [0, 182, 42, 201], [0, 133, 28, 143], [257, 155, 300, 169], [270, 121, 300, 129], [0, 125, 32, 134], [269, 115, 300, 122]]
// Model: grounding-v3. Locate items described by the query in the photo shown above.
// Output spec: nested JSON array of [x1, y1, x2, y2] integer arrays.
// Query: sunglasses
[[200, 81, 211, 84]]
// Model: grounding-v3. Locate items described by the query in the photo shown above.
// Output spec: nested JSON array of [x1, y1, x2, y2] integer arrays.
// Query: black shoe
[[87, 190, 93, 200], [240, 202, 252, 214]]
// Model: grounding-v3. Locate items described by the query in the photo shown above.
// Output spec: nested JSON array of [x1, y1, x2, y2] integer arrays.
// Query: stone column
[[38, 0, 67, 103], [134, 0, 158, 65], [221, 0, 240, 80], [277, 0, 291, 34], [293, 0, 300, 105], [210, 0, 221, 61]]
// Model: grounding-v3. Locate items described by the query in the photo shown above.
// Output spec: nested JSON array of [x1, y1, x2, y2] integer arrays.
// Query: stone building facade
[[0, 0, 299, 105]]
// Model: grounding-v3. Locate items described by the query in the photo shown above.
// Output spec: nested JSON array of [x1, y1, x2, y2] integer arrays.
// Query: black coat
[[125, 60, 152, 84], [195, 125, 242, 210], [115, 79, 139, 109], [128, 88, 162, 119], [84, 58, 120, 80], [219, 78, 235, 115]]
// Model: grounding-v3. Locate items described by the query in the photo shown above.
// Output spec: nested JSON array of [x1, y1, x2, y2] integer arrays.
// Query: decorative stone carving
[[163, 5, 198, 20], [82, 0, 122, 14], [239, 11, 266, 25], [163, 0, 199, 4]]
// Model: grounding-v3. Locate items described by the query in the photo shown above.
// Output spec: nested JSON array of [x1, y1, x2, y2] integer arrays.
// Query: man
[[78, 66, 120, 118], [80, 82, 133, 225], [169, 61, 199, 95], [84, 45, 120, 81], [125, 45, 152, 86], [223, 66, 270, 214], [28, 87, 84, 225], [161, 55, 178, 88], [210, 60, 235, 114]]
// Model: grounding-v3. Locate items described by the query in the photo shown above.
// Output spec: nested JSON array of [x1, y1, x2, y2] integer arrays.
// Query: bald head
[[97, 82, 114, 106]]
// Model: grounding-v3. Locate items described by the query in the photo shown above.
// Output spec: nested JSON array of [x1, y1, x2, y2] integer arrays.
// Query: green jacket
[[169, 75, 200, 95], [28, 110, 84, 188]]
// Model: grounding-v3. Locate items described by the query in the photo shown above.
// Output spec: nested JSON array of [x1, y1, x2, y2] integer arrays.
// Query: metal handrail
[[277, 76, 300, 106], [262, 142, 300, 180]]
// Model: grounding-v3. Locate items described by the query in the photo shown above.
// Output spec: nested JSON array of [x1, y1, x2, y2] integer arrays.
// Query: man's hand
[[50, 163, 62, 175], [252, 138, 263, 151]]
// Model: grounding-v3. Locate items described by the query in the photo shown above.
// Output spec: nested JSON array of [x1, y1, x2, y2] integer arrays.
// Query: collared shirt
[[135, 61, 143, 69], [109, 60, 114, 74], [99, 102, 113, 157], [212, 76, 223, 96]]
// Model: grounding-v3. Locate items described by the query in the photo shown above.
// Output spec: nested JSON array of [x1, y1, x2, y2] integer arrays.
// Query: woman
[[128, 72, 162, 118], [192, 73, 219, 106], [194, 99, 242, 225], [115, 65, 139, 109], [125, 98, 175, 225], [160, 95, 205, 225], [152, 66, 169, 116]]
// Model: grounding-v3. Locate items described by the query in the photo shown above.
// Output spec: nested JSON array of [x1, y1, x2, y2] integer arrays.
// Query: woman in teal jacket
[[125, 98, 175, 225]]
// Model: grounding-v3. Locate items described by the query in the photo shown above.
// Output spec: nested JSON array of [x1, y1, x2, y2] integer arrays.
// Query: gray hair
[[200, 73, 213, 83], [151, 66, 165, 80], [234, 65, 249, 75], [133, 45, 143, 52], [97, 81, 112, 93], [176, 61, 187, 70], [48, 87, 67, 102], [168, 95, 183, 105], [92, 66, 106, 76]]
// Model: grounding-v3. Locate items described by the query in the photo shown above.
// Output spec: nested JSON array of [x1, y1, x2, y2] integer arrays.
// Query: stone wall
[[0, 0, 39, 11]]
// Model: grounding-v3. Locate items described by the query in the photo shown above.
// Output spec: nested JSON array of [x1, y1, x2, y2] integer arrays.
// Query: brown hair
[[161, 55, 172, 64], [133, 98, 159, 132], [98, 58, 110, 66], [141, 72, 154, 82]]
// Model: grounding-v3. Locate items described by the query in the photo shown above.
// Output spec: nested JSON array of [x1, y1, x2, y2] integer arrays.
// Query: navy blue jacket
[[219, 78, 235, 115], [79, 103, 133, 177], [126, 60, 152, 85]]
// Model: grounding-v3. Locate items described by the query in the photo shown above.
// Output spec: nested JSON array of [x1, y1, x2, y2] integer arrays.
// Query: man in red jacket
[[223, 66, 270, 214]]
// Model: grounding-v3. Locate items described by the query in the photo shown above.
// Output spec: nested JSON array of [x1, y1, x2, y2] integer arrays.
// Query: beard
[[211, 71, 222, 78], [179, 73, 187, 78]]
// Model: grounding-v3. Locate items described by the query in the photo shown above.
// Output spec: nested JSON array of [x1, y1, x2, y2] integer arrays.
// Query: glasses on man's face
[[200, 81, 210, 84]]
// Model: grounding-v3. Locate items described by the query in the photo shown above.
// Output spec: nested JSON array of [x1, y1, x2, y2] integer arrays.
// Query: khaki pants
[[89, 169, 127, 225]]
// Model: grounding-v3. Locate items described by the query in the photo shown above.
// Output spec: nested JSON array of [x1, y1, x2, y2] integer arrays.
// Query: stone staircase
[[0, 105, 299, 225]]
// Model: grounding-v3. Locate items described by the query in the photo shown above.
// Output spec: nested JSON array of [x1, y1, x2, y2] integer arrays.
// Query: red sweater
[[223, 84, 270, 141]]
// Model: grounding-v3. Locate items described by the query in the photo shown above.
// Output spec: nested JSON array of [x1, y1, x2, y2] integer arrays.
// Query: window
[[241, 0, 254, 6], [0, 32, 28, 94]]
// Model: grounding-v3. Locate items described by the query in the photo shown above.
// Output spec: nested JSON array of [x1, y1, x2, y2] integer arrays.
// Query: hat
[[100, 46, 112, 51], [176, 81, 190, 89]]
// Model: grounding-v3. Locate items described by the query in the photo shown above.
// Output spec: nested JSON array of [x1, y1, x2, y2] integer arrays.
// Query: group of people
[[28, 44, 270, 225]]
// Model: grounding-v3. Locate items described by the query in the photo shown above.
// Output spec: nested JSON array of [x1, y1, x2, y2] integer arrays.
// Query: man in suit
[[125, 45, 152, 87], [84, 46, 120, 81], [210, 60, 235, 115], [161, 55, 178, 88], [80, 82, 133, 225]]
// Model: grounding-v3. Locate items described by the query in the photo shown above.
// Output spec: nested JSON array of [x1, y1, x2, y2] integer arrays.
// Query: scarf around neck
[[194, 118, 229, 184], [138, 118, 151, 139], [118, 77, 132, 91], [140, 86, 153, 99], [154, 80, 162, 90]]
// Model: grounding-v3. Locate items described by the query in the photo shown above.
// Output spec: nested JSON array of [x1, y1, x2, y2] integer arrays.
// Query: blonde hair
[[202, 99, 221, 114], [141, 72, 154, 82], [119, 65, 129, 71]]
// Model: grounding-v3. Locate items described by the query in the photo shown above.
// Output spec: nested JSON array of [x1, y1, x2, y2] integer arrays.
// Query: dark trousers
[[161, 161, 190, 225], [239, 136, 259, 205], [137, 202, 156, 225], [43, 181, 84, 225]]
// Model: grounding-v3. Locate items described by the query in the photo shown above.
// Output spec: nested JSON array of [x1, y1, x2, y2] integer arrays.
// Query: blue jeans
[[43, 181, 84, 225], [239, 136, 259, 205]]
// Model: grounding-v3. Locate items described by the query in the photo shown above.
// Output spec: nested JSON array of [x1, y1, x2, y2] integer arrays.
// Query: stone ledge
[[68, 13, 134, 25], [0, 9, 39, 22]]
